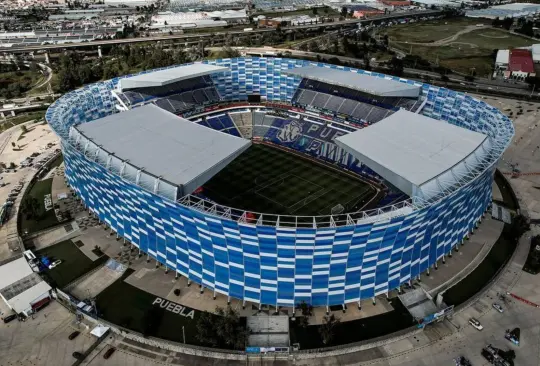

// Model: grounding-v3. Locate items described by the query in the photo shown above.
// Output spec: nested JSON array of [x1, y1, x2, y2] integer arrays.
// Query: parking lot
[[0, 301, 97, 366]]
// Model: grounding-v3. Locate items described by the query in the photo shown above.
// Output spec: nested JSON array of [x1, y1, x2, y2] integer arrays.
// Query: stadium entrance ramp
[[69, 104, 251, 200], [335, 110, 492, 203]]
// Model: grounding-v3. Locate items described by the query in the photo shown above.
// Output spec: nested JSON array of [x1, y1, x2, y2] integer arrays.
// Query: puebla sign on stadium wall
[[152, 297, 196, 319]]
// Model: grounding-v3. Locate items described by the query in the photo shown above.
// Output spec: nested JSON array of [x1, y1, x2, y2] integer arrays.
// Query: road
[[33, 63, 53, 90], [0, 10, 442, 53]]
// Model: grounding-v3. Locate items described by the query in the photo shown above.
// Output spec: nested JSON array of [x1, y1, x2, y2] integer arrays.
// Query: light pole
[[182, 326, 185, 344]]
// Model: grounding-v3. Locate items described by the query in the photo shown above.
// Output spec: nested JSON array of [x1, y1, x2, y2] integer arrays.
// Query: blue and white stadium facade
[[46, 58, 513, 307]]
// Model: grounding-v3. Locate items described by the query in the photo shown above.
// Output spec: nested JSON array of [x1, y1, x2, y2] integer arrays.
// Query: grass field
[[384, 18, 489, 43], [20, 178, 59, 235], [96, 269, 231, 347], [36, 239, 108, 288], [384, 18, 535, 76], [202, 144, 377, 218]]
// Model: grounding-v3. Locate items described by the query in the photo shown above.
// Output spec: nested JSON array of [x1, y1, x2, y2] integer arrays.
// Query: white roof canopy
[[0, 257, 33, 290], [284, 66, 421, 98], [119, 63, 229, 91], [73, 104, 251, 198], [335, 110, 491, 200]]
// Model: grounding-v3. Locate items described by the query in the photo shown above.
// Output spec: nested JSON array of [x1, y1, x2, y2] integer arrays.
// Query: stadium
[[46, 57, 513, 307]]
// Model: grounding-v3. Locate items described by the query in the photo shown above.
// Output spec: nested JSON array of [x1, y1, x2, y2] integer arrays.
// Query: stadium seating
[[198, 114, 242, 137], [299, 78, 420, 111], [151, 86, 221, 114], [229, 111, 253, 139], [294, 88, 393, 124], [117, 76, 220, 110]]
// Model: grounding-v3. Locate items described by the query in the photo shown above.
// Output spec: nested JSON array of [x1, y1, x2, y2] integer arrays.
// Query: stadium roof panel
[[119, 63, 229, 90], [74, 104, 251, 198], [283, 66, 421, 97], [335, 110, 489, 199]]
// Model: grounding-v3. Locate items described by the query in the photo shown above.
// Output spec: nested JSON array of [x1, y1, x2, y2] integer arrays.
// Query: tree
[[196, 311, 220, 346], [196, 306, 249, 350], [11, 142, 15, 148], [319, 314, 340, 345], [220, 46, 241, 58], [214, 306, 249, 350], [340, 6, 348, 17], [389, 56, 404, 77], [78, 64, 93, 85], [29, 61, 38, 73], [308, 40, 319, 52], [298, 301, 313, 317], [312, 7, 318, 15], [20, 124, 27, 134]]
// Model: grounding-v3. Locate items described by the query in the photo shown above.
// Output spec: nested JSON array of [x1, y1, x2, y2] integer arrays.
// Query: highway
[[0, 10, 441, 53]]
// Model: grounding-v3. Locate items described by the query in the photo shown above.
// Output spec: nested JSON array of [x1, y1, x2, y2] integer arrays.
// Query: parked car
[[504, 328, 520, 345], [68, 331, 80, 340], [493, 303, 504, 313], [48, 260, 62, 269], [72, 352, 84, 360], [3, 314, 17, 323], [469, 317, 483, 330], [103, 347, 116, 359]]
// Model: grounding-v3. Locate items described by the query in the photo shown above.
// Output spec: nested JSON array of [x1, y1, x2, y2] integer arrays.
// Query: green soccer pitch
[[201, 143, 381, 222]]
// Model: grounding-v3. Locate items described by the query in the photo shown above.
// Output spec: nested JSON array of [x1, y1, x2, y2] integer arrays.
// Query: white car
[[48, 260, 62, 269], [469, 317, 483, 330], [492, 303, 504, 313]]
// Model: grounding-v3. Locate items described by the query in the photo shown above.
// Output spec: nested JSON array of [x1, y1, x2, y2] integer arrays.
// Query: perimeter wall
[[47, 58, 511, 307]]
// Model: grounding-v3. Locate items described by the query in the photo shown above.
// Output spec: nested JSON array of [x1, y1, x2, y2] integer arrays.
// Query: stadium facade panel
[[47, 58, 513, 307]]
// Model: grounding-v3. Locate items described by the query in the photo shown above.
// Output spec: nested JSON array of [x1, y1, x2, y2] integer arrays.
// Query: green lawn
[[0, 70, 44, 99], [36, 239, 108, 288], [19, 178, 59, 235], [202, 144, 377, 222], [387, 23, 535, 76], [290, 299, 414, 349], [96, 270, 231, 347], [384, 17, 490, 43]]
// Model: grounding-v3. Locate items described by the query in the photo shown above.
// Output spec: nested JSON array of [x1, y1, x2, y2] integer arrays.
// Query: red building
[[507, 49, 535, 80]]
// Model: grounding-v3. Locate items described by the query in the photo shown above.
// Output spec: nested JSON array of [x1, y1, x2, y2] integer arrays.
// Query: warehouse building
[[0, 257, 52, 317]]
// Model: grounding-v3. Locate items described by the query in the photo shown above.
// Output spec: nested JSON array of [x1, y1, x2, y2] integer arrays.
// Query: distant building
[[495, 49, 509, 71], [494, 48, 536, 80], [466, 2, 540, 19], [380, 0, 412, 6], [353, 7, 385, 18], [508, 49, 535, 80], [532, 44, 540, 63]]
